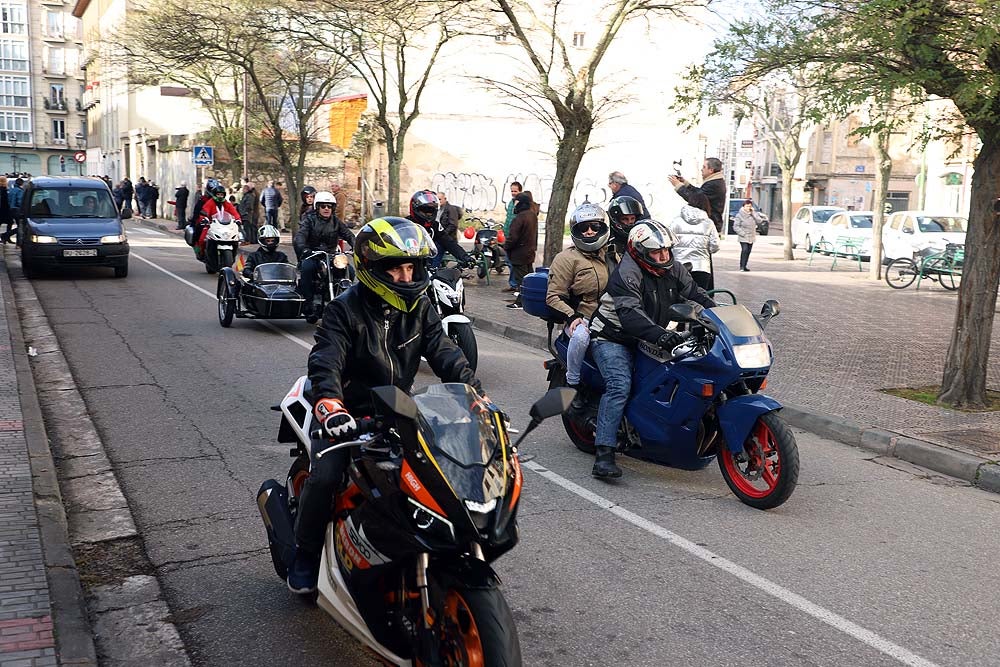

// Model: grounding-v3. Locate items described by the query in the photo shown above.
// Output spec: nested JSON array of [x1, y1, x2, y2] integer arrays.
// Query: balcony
[[42, 30, 65, 43], [42, 97, 68, 112], [81, 87, 99, 109]]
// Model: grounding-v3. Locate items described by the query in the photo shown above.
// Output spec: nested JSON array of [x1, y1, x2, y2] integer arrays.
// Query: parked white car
[[791, 206, 846, 251], [824, 211, 874, 258], [881, 211, 967, 260]]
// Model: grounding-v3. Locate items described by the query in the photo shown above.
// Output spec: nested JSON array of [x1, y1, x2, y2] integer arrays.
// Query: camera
[[671, 159, 683, 177]]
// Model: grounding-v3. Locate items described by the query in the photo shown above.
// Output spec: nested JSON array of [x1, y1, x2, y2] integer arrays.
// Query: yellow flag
[[234, 254, 245, 273]]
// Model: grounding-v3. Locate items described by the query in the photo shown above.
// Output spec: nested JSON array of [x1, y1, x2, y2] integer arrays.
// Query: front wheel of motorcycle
[[718, 411, 799, 510], [450, 322, 479, 373], [430, 587, 522, 667]]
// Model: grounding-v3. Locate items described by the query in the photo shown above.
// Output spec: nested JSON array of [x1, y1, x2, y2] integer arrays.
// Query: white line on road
[[523, 460, 938, 667], [131, 253, 313, 351], [133, 248, 938, 667], [127, 226, 166, 236]]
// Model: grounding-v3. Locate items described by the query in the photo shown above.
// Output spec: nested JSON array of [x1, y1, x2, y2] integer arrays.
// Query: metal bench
[[808, 236, 864, 271]]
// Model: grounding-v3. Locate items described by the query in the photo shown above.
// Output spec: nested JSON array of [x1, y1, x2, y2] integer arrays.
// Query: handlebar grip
[[310, 416, 381, 442]]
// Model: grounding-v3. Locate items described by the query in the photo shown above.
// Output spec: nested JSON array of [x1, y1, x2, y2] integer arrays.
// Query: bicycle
[[884, 243, 964, 291]]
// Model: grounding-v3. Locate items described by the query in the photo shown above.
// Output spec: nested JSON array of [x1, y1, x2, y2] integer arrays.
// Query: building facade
[[0, 0, 87, 176]]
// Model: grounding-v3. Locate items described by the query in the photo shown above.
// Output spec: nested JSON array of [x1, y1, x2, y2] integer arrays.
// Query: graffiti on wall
[[427, 170, 657, 213]]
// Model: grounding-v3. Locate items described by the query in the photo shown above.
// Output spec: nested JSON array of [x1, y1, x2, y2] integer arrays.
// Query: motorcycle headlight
[[101, 234, 126, 244], [465, 498, 497, 514], [31, 235, 58, 244], [333, 254, 349, 269], [733, 343, 771, 369]]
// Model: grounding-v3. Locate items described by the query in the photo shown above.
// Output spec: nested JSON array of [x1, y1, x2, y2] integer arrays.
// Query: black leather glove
[[656, 332, 684, 351]]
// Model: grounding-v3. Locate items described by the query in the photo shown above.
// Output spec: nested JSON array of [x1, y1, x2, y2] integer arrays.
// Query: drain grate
[[918, 429, 1000, 455]]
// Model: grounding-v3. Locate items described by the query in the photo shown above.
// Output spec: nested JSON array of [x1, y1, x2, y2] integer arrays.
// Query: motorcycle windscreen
[[253, 262, 297, 284], [706, 304, 764, 338], [412, 383, 507, 504]]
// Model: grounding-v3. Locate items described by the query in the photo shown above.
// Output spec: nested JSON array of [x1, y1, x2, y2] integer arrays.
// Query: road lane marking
[[132, 253, 314, 351], [522, 461, 938, 667], [127, 226, 165, 236], [135, 247, 938, 667]]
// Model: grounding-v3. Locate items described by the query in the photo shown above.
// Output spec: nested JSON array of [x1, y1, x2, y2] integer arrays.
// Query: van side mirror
[[760, 300, 780, 319]]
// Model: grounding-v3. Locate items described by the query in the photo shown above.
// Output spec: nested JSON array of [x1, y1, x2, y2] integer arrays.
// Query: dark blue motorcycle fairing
[[717, 395, 782, 453]]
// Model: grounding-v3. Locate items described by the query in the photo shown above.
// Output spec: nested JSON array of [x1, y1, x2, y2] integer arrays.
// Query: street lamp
[[74, 131, 85, 149]]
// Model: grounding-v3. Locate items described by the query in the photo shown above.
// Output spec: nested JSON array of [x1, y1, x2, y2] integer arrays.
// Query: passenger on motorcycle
[[288, 216, 488, 594], [545, 202, 611, 397], [195, 181, 242, 250], [293, 191, 356, 318], [242, 225, 289, 278], [606, 195, 648, 264], [408, 190, 474, 269], [587, 220, 716, 479], [299, 185, 317, 222]]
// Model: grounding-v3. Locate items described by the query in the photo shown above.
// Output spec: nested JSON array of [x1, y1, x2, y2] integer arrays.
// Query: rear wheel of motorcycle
[[548, 367, 597, 455], [718, 411, 799, 510], [451, 322, 478, 373], [435, 587, 522, 667], [217, 276, 235, 327]]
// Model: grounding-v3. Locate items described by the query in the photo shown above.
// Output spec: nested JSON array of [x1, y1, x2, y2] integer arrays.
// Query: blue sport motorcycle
[[543, 298, 798, 509]]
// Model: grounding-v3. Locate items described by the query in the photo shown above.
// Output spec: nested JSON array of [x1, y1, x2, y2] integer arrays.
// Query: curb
[[1, 255, 99, 667], [468, 311, 1000, 495], [4, 249, 192, 666]]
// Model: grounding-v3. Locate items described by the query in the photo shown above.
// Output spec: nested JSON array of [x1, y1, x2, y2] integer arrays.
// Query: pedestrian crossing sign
[[192, 146, 214, 166]]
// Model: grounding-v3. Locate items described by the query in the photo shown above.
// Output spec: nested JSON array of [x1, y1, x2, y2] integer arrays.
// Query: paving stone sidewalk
[[0, 261, 56, 666], [462, 237, 1000, 462]]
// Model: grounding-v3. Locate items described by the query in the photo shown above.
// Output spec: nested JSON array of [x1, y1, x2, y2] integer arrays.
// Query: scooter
[[466, 218, 506, 282], [256, 377, 573, 666], [185, 210, 243, 274], [427, 266, 478, 371], [541, 298, 799, 509], [299, 248, 354, 323]]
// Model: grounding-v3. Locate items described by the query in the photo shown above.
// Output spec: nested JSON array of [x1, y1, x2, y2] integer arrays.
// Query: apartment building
[[0, 0, 87, 176]]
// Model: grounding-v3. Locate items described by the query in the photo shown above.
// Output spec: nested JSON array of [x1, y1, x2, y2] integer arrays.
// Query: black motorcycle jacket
[[308, 283, 482, 412], [590, 253, 716, 346], [242, 248, 289, 277], [293, 210, 356, 260]]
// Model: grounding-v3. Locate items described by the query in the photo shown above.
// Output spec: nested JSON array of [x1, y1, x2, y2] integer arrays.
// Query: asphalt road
[[27, 225, 1000, 667]]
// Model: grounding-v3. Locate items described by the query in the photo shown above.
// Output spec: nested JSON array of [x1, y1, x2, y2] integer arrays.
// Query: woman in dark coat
[[0, 176, 12, 244], [504, 192, 539, 309]]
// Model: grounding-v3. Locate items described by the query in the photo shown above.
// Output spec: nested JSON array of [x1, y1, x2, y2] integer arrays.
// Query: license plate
[[63, 249, 98, 257]]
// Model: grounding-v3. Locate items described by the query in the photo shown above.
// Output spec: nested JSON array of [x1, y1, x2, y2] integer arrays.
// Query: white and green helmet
[[355, 216, 437, 312]]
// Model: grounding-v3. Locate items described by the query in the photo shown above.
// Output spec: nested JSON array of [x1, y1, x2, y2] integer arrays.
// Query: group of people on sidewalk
[[110, 177, 161, 219]]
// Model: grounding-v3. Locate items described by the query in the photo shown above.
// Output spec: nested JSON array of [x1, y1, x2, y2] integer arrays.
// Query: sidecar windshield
[[252, 263, 297, 284], [707, 304, 763, 337]]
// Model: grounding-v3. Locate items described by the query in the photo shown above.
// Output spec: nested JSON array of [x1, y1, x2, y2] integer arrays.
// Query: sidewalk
[[0, 253, 96, 667], [140, 218, 1000, 491]]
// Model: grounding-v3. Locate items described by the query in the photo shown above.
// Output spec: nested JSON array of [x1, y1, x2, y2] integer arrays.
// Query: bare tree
[[483, 0, 708, 264]]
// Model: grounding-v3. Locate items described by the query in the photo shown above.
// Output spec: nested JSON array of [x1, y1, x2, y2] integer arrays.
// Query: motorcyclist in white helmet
[[293, 191, 356, 318]]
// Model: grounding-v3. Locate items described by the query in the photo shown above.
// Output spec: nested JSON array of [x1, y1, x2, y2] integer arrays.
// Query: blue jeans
[[590, 340, 634, 448], [266, 208, 278, 227], [565, 322, 591, 386], [505, 257, 516, 287]]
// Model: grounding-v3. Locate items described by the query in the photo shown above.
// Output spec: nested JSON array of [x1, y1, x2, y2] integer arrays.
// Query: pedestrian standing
[[149, 181, 160, 218], [668, 194, 719, 290], [331, 183, 347, 222], [134, 177, 148, 217], [669, 158, 727, 234], [260, 180, 283, 228], [173, 182, 189, 229], [238, 184, 259, 244], [733, 199, 763, 272], [0, 176, 12, 244], [112, 182, 125, 215], [504, 192, 538, 310], [120, 178, 134, 215], [608, 171, 646, 210], [501, 181, 522, 293]]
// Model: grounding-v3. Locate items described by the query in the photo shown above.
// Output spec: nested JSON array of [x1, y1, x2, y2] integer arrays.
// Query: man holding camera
[[669, 157, 727, 234]]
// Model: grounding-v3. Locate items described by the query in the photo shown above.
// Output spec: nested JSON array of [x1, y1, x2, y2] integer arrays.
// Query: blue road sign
[[192, 146, 214, 166]]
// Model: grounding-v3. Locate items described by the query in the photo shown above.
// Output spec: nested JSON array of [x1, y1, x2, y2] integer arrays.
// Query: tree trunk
[[780, 167, 795, 260], [544, 130, 589, 264], [868, 133, 892, 280], [938, 137, 1000, 408]]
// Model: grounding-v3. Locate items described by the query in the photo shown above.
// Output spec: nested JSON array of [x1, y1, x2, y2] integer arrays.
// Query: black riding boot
[[592, 446, 622, 479]]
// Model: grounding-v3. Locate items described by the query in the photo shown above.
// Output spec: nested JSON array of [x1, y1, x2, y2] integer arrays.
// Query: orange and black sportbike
[[257, 377, 572, 666]]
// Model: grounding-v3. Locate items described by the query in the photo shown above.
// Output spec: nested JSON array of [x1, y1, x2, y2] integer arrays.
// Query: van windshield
[[28, 188, 118, 218]]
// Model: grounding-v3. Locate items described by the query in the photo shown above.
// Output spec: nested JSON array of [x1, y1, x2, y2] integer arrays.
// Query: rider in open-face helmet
[[293, 190, 357, 321], [586, 220, 716, 481], [287, 216, 491, 595]]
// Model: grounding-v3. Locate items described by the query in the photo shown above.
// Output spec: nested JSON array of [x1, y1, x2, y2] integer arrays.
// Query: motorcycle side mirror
[[667, 302, 702, 323], [513, 387, 576, 449], [370, 385, 418, 420], [760, 299, 780, 319]]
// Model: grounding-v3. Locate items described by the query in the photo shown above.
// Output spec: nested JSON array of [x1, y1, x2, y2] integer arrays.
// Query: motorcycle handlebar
[[310, 416, 382, 442]]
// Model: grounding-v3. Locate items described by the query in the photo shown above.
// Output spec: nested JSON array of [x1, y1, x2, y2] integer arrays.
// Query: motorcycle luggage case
[[521, 268, 564, 322]]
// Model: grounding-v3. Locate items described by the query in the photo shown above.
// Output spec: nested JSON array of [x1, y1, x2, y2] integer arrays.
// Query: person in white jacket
[[669, 201, 720, 290]]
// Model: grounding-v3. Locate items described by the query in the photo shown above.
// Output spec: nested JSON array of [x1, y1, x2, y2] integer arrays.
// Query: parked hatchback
[[791, 206, 845, 251], [727, 199, 769, 236], [824, 211, 874, 258], [17, 177, 130, 278], [881, 211, 967, 260]]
